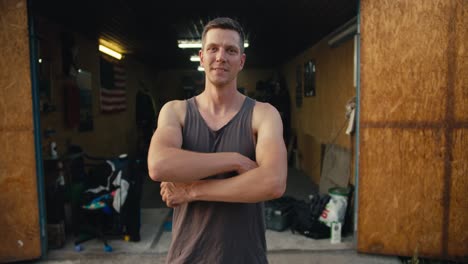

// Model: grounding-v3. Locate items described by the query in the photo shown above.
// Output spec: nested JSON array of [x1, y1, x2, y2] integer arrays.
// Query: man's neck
[[197, 84, 244, 115]]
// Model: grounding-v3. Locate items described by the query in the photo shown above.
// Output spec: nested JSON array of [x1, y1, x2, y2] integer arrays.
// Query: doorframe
[[353, 0, 361, 247], [28, 0, 48, 257]]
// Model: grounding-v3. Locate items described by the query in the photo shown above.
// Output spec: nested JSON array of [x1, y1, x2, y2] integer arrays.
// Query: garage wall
[[37, 17, 159, 158], [282, 37, 356, 185], [153, 68, 275, 101], [238, 68, 276, 95]]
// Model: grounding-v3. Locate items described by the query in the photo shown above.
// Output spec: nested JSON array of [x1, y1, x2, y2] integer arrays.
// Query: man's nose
[[215, 49, 226, 62]]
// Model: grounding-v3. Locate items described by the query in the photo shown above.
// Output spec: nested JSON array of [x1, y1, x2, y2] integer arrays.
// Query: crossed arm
[[147, 100, 287, 206]]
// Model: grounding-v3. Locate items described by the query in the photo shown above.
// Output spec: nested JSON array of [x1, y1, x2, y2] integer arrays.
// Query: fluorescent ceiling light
[[328, 17, 357, 47], [178, 40, 250, 49], [99, 44, 122, 60], [197, 66, 204, 72], [190, 55, 200, 62], [178, 41, 202, 49]]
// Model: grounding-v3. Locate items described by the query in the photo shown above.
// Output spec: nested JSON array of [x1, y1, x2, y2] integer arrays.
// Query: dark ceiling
[[31, 0, 357, 70]]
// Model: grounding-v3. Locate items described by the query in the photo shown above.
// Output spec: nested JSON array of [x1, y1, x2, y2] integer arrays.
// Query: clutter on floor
[[44, 145, 144, 253], [265, 185, 353, 244], [46, 208, 170, 257]]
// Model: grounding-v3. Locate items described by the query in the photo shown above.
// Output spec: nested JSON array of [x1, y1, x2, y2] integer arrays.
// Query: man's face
[[200, 28, 246, 87]]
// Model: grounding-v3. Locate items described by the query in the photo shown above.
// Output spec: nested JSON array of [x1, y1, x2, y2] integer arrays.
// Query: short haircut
[[201, 17, 245, 53]]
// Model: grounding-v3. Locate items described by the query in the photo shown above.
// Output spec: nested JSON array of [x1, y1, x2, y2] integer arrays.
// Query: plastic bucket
[[328, 187, 350, 200], [319, 187, 350, 227]]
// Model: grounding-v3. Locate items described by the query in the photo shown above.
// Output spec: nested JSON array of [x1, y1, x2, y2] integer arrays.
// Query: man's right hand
[[160, 181, 195, 208]]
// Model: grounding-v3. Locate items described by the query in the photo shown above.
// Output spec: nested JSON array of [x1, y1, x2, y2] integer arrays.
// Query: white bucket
[[319, 187, 349, 227]]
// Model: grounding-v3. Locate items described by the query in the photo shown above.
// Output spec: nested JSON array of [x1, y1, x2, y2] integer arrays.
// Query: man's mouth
[[212, 67, 227, 72]]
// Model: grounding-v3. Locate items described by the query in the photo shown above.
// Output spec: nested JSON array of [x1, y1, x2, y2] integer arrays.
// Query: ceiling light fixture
[[178, 41, 202, 49], [197, 66, 204, 72], [327, 17, 357, 47], [190, 55, 200, 62], [178, 40, 249, 49], [99, 44, 122, 60]]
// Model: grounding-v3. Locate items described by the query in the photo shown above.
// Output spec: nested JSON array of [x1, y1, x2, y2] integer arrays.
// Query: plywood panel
[[0, 0, 33, 130], [360, 0, 451, 123], [360, 0, 467, 259], [0, 132, 41, 261], [299, 134, 321, 184], [0, 0, 42, 261], [454, 2, 468, 121], [448, 129, 468, 256], [358, 128, 445, 257]]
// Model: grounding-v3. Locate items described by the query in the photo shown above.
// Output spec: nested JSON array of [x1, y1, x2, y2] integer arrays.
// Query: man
[[147, 17, 287, 264]]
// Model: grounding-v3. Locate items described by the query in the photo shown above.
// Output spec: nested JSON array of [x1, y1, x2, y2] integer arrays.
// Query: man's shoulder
[[163, 99, 186, 108], [253, 100, 279, 116], [162, 99, 187, 113], [161, 99, 187, 124], [252, 101, 281, 130]]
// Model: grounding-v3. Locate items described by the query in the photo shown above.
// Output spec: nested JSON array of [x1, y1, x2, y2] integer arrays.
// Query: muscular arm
[[163, 103, 287, 205], [147, 101, 256, 182]]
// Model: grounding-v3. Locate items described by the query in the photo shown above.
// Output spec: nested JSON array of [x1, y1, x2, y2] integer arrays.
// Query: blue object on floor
[[163, 209, 173, 231], [163, 220, 172, 231], [74, 244, 83, 252], [104, 244, 113, 252]]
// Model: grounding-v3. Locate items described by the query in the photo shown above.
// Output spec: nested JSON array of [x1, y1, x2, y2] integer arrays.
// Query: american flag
[[100, 56, 126, 113]]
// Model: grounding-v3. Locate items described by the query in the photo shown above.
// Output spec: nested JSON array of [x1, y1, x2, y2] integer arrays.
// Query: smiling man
[[147, 17, 287, 264]]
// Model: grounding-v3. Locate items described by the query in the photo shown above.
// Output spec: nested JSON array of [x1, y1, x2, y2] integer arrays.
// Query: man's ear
[[199, 49, 204, 65], [239, 53, 246, 70]]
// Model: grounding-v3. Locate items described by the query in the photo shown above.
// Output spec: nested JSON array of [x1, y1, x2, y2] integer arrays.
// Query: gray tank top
[[166, 96, 267, 264]]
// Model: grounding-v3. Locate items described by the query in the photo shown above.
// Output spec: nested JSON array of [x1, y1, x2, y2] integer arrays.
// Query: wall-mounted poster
[[304, 60, 316, 97], [76, 70, 93, 131]]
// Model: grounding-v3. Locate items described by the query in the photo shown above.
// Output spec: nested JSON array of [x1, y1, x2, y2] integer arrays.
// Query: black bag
[[264, 196, 297, 231], [290, 194, 331, 239]]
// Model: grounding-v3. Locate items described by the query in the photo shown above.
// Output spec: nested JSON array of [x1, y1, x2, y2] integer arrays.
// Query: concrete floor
[[32, 168, 400, 264], [35, 250, 401, 264]]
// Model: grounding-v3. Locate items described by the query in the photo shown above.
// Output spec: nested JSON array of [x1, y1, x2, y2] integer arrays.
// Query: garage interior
[[32, 0, 358, 257], [2, 0, 467, 262]]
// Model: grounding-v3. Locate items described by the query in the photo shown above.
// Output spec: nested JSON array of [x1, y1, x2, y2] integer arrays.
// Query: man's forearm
[[189, 165, 287, 203], [148, 147, 239, 182]]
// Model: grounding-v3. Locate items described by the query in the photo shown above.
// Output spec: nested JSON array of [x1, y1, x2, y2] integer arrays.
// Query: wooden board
[[359, 0, 467, 259], [0, 0, 42, 262], [359, 128, 445, 257]]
